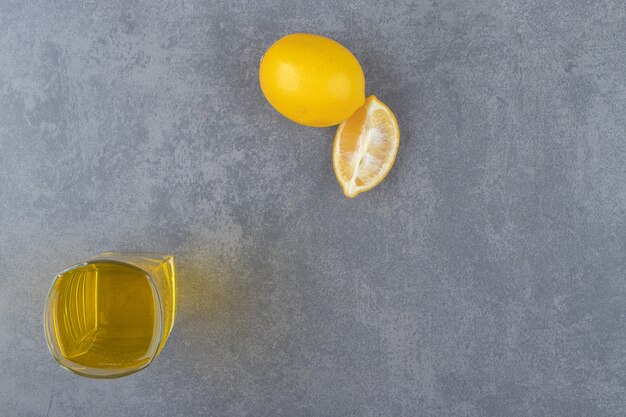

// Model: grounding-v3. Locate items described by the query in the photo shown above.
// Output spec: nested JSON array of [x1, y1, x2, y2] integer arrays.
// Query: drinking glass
[[44, 253, 176, 378]]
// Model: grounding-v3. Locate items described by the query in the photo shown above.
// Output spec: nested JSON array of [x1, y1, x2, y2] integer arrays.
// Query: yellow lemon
[[333, 96, 400, 198], [259, 33, 365, 127]]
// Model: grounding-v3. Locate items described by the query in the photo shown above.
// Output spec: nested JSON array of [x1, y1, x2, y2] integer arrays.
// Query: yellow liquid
[[50, 262, 158, 370]]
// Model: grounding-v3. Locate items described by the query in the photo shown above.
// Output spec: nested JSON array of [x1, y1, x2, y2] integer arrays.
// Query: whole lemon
[[259, 33, 365, 127]]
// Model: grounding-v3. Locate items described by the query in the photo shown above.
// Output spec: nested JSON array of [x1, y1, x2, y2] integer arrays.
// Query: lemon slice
[[333, 95, 400, 198]]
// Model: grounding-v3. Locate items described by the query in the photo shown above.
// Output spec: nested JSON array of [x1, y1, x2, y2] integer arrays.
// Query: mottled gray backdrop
[[1, 0, 626, 416]]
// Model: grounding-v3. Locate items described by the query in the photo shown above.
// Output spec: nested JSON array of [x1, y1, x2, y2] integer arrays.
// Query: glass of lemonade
[[44, 253, 176, 378]]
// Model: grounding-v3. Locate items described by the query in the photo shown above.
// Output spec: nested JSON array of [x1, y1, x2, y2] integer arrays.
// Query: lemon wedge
[[333, 96, 400, 198]]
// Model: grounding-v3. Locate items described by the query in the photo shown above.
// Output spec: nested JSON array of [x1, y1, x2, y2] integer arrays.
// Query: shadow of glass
[[166, 253, 265, 371]]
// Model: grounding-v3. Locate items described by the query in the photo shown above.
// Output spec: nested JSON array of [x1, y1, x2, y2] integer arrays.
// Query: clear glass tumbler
[[44, 253, 176, 378]]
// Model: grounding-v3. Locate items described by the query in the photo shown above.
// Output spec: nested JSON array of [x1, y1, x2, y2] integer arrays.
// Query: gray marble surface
[[1, 1, 626, 416]]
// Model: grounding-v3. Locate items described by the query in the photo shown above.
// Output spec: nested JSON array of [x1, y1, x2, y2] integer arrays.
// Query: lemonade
[[44, 254, 175, 378]]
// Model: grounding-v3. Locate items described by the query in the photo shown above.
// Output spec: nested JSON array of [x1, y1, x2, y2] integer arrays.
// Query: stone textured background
[[1, 0, 626, 416]]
